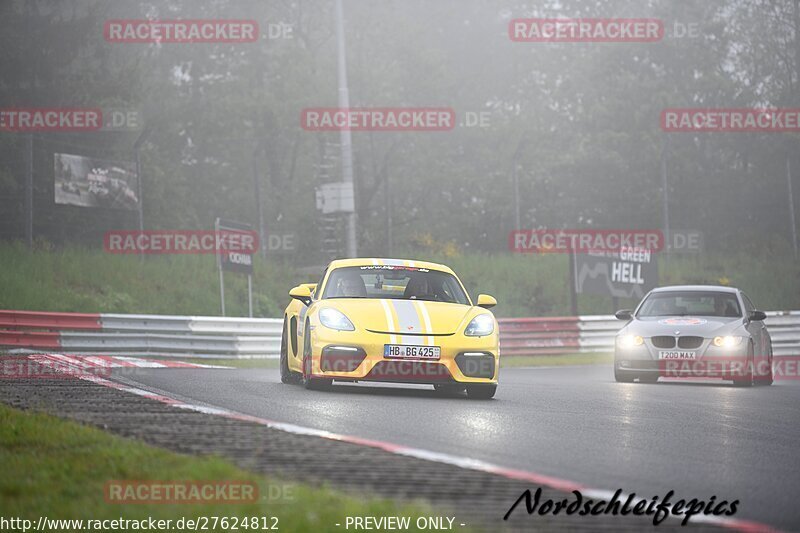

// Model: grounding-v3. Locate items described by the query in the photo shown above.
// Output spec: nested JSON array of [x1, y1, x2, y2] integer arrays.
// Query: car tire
[[614, 364, 635, 383], [279, 317, 301, 385], [433, 383, 466, 396], [733, 343, 755, 387], [301, 319, 332, 391], [466, 384, 496, 400]]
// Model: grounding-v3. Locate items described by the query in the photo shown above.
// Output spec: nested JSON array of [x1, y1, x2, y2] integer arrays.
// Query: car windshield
[[637, 291, 742, 318], [321, 266, 470, 305]]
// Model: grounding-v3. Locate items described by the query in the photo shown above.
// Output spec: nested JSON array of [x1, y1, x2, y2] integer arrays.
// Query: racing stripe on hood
[[413, 300, 434, 346], [379, 299, 398, 344], [391, 299, 422, 345]]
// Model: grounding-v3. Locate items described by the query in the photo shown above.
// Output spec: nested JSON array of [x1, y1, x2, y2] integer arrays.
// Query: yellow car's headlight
[[713, 336, 744, 348], [318, 308, 355, 331], [465, 314, 494, 336], [617, 334, 644, 348]]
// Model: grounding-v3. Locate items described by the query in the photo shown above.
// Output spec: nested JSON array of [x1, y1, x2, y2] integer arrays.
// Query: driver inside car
[[336, 272, 367, 297], [404, 275, 432, 300], [714, 296, 740, 317]]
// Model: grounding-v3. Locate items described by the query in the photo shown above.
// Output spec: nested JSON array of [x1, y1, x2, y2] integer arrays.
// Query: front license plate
[[658, 351, 697, 360], [384, 344, 441, 360]]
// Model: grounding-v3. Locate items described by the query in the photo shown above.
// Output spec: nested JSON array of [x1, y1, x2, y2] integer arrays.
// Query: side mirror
[[301, 283, 317, 295], [476, 294, 497, 309], [289, 285, 313, 307], [615, 309, 633, 321], [749, 310, 767, 322]]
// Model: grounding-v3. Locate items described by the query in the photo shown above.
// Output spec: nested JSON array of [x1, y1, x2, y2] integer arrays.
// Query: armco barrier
[[500, 310, 800, 357], [0, 310, 102, 330], [0, 310, 282, 359], [2, 309, 798, 359], [496, 316, 580, 356]]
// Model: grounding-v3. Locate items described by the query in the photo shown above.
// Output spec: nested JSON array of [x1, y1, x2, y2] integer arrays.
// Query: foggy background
[[0, 0, 798, 262]]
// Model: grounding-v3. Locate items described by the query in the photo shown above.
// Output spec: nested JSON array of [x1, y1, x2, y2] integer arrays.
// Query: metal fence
[[0, 310, 282, 358], [498, 311, 800, 357], [1, 309, 798, 359]]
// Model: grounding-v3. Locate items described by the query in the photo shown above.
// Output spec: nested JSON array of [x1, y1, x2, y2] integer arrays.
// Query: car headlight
[[318, 308, 355, 331], [713, 335, 744, 348], [617, 334, 644, 348], [465, 314, 495, 336]]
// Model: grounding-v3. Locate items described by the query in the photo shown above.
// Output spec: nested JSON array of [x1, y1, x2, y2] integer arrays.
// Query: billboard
[[215, 218, 255, 275], [574, 248, 659, 299], [54, 152, 138, 210], [315, 182, 354, 214]]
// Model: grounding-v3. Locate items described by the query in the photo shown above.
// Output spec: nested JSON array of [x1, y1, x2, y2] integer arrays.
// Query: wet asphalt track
[[114, 364, 800, 531]]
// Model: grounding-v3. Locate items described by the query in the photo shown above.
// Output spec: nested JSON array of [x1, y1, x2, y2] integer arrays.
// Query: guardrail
[[0, 310, 282, 359], [498, 311, 800, 357], [2, 309, 798, 359]]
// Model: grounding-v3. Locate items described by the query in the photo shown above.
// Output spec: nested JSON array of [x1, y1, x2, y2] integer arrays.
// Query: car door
[[741, 292, 767, 365], [296, 271, 326, 361]]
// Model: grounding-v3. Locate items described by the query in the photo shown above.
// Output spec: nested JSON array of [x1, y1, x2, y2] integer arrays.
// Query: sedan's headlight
[[318, 308, 355, 331], [713, 335, 744, 348], [617, 334, 644, 348], [465, 314, 495, 336]]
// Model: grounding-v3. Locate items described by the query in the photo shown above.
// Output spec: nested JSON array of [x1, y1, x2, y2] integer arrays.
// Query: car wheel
[[301, 319, 332, 391], [279, 317, 301, 385], [433, 383, 466, 396], [614, 364, 635, 383], [466, 384, 496, 400], [733, 343, 755, 387]]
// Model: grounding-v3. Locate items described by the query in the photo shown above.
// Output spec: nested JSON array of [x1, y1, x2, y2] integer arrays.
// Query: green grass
[[0, 404, 471, 532], [1, 241, 798, 318], [0, 242, 304, 317]]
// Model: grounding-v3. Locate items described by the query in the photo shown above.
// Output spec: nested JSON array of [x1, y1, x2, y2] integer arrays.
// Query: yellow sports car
[[280, 258, 499, 399]]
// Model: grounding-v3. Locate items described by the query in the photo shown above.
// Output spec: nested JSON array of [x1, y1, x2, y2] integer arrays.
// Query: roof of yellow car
[[327, 258, 455, 274]]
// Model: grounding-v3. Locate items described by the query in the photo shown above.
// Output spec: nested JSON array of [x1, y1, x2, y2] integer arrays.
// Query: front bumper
[[615, 337, 750, 379], [307, 327, 498, 384]]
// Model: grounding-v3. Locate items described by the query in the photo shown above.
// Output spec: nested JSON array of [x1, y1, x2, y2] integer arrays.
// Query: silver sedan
[[614, 285, 773, 386]]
